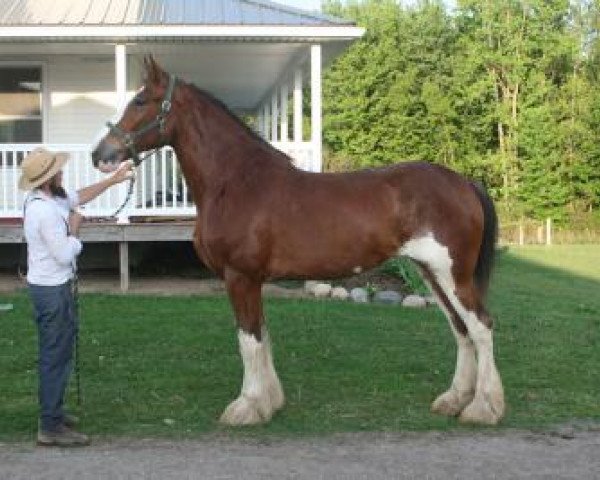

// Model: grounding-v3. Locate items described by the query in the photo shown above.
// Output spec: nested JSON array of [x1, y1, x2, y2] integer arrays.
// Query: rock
[[424, 295, 437, 306], [331, 286, 349, 300], [312, 283, 332, 298], [304, 280, 319, 294], [350, 287, 369, 303], [373, 290, 402, 305], [402, 294, 427, 308]]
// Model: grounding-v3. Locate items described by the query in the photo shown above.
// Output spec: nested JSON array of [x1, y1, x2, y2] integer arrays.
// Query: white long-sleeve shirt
[[23, 189, 82, 286]]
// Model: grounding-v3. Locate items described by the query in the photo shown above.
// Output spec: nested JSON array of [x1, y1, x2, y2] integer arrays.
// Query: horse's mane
[[184, 81, 292, 164]]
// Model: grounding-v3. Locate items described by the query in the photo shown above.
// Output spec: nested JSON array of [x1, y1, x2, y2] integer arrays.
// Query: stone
[[373, 290, 402, 305], [424, 295, 437, 306], [312, 283, 332, 298], [402, 294, 427, 308], [304, 280, 319, 294], [350, 287, 369, 303], [331, 286, 349, 300]]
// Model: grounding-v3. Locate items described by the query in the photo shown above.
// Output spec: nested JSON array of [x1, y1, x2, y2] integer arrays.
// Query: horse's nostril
[[91, 149, 100, 167]]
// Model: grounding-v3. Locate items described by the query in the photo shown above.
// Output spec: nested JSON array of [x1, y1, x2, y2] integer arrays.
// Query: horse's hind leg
[[452, 283, 505, 425], [418, 267, 477, 416], [402, 235, 504, 425], [219, 269, 285, 426], [432, 273, 504, 424]]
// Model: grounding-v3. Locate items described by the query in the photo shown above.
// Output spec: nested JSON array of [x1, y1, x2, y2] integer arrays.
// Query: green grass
[[0, 245, 598, 440]]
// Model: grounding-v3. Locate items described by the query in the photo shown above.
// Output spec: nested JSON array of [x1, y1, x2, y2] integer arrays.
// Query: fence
[[0, 142, 314, 219], [499, 218, 600, 245]]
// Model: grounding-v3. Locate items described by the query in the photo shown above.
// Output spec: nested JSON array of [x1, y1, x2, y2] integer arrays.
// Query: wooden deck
[[0, 220, 195, 292]]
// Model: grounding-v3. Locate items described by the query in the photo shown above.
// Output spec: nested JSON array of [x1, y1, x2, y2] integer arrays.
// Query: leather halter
[[106, 74, 177, 167]]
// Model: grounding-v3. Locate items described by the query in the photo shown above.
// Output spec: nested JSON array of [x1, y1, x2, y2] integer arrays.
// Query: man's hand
[[110, 160, 135, 185], [69, 211, 84, 237]]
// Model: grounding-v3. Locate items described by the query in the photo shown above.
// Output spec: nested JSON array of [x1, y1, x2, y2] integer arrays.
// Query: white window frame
[[0, 60, 48, 144]]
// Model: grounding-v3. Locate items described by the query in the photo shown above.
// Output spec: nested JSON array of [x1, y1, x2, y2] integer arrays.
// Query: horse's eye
[[133, 96, 146, 106]]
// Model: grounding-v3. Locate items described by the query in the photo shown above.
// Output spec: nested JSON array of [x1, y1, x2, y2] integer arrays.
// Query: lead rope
[[72, 268, 82, 406], [109, 148, 162, 219], [68, 212, 83, 407]]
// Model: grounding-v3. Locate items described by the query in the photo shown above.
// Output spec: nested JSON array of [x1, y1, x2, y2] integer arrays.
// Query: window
[[0, 66, 43, 144]]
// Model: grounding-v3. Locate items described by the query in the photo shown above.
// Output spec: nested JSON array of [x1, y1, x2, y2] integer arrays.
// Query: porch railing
[[0, 142, 314, 219]]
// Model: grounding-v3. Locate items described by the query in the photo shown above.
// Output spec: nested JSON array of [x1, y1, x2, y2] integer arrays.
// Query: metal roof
[[0, 0, 353, 26]]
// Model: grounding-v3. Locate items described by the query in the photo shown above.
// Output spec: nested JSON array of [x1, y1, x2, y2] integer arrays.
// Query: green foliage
[[380, 257, 428, 295], [322, 0, 600, 223]]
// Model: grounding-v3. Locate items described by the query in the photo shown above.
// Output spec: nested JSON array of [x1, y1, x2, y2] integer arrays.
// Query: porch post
[[310, 44, 322, 172], [280, 83, 289, 142], [264, 101, 271, 141], [260, 104, 268, 139], [271, 91, 279, 142], [293, 68, 303, 143], [257, 108, 265, 137], [115, 44, 129, 224], [115, 44, 130, 292]]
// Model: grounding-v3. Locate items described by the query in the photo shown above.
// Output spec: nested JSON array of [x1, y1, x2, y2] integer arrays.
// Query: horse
[[92, 56, 505, 426]]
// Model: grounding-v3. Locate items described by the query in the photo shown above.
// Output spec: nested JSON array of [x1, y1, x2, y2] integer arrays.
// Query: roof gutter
[[0, 25, 365, 42]]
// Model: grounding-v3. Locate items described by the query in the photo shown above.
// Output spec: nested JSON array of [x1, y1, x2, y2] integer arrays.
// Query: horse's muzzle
[[92, 143, 123, 172]]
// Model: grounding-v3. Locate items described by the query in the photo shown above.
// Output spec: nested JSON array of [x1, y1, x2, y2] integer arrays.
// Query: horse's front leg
[[220, 269, 285, 426]]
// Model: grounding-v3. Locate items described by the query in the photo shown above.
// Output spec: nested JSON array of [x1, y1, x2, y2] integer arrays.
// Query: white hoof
[[459, 394, 505, 425], [431, 388, 474, 417], [269, 382, 285, 411], [219, 396, 271, 426]]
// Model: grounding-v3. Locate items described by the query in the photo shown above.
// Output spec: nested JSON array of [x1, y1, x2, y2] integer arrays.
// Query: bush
[[380, 257, 428, 295]]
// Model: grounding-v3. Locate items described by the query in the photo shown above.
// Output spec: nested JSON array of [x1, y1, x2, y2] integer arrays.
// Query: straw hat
[[18, 147, 69, 191]]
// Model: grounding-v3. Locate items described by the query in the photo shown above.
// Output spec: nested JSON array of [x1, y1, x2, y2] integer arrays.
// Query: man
[[19, 147, 133, 447]]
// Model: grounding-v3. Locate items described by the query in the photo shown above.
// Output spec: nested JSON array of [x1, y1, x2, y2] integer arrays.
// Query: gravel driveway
[[1, 428, 599, 480]]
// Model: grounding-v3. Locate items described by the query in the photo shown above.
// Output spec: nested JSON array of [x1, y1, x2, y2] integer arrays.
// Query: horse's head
[[92, 55, 177, 173]]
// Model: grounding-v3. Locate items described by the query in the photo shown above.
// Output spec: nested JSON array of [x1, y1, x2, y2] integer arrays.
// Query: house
[[0, 0, 363, 289]]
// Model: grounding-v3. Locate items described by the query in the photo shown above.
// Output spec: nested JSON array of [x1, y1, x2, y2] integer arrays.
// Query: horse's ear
[[143, 54, 163, 85]]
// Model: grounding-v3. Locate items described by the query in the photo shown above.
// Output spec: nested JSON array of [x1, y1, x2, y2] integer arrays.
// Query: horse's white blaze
[[220, 328, 284, 425], [353, 266, 362, 274]]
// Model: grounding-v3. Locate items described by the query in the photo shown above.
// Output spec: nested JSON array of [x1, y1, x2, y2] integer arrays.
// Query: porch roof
[[0, 0, 362, 43], [0, 1, 363, 111], [0, 0, 349, 26]]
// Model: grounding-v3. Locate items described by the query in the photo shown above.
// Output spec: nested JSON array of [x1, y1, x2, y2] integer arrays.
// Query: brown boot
[[37, 425, 90, 447]]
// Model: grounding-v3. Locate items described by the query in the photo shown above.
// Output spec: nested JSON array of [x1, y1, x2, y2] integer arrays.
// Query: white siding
[[46, 55, 138, 144]]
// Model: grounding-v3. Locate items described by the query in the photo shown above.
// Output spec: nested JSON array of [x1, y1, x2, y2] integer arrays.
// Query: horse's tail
[[470, 181, 498, 299]]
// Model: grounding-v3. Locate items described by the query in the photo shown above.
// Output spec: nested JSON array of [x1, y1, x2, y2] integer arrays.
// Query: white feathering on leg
[[220, 329, 284, 425]]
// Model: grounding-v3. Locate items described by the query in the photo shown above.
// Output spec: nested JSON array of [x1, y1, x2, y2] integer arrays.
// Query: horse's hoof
[[219, 396, 271, 426], [431, 389, 472, 417], [269, 383, 285, 411], [458, 396, 504, 425]]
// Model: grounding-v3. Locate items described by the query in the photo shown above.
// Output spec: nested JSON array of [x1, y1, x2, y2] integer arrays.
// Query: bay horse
[[92, 56, 505, 426]]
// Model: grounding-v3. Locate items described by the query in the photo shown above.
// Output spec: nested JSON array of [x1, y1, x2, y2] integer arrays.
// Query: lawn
[[0, 245, 598, 440]]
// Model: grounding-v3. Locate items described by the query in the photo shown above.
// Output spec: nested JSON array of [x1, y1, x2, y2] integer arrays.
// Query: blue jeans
[[28, 281, 77, 432]]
